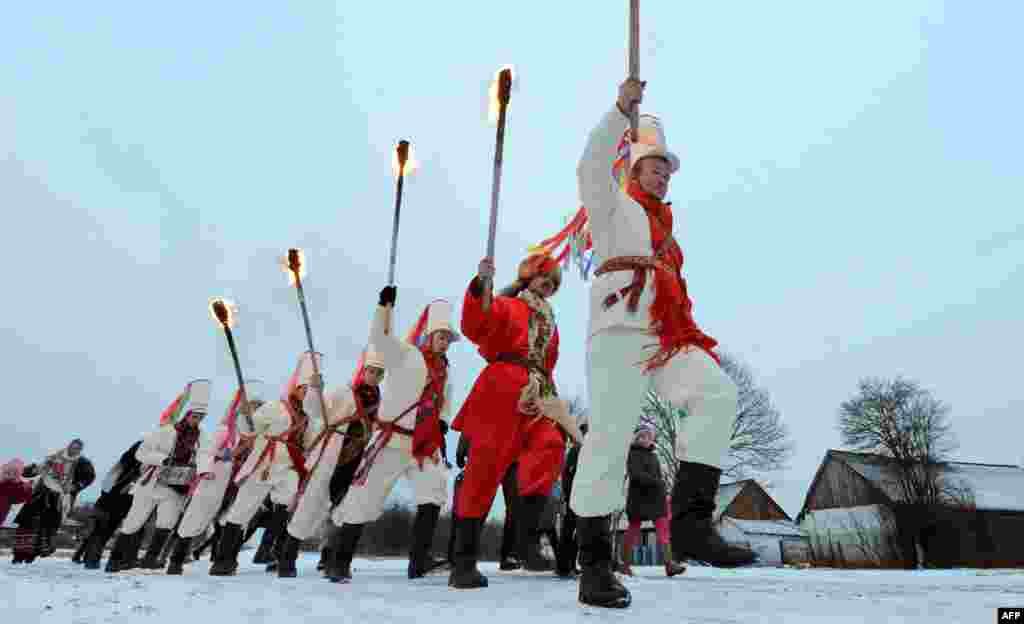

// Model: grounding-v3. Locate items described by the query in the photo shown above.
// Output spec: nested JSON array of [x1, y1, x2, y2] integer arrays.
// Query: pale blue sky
[[1, 2, 1021, 520]]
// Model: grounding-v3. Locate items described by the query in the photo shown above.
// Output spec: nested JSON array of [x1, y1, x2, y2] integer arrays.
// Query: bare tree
[[837, 377, 971, 568], [641, 352, 794, 484]]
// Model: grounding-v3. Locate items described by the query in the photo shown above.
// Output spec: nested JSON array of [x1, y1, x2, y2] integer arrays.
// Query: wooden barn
[[797, 450, 1024, 568], [615, 479, 809, 566]]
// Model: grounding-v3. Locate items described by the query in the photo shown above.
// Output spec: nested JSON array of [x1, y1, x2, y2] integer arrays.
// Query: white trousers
[[570, 327, 738, 518], [121, 481, 186, 533], [288, 433, 345, 540], [177, 461, 232, 538], [222, 469, 299, 526], [334, 446, 447, 526]]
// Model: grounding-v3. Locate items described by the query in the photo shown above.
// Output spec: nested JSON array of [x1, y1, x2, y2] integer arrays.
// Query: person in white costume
[[276, 350, 385, 578], [323, 287, 455, 584], [105, 380, 211, 573], [164, 381, 266, 575], [209, 353, 322, 576], [569, 79, 754, 609]]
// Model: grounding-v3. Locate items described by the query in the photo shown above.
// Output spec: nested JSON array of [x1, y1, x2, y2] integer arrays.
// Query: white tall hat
[[184, 379, 211, 414], [288, 351, 323, 391], [629, 114, 680, 174], [408, 299, 462, 346], [243, 379, 267, 404], [363, 348, 386, 370]]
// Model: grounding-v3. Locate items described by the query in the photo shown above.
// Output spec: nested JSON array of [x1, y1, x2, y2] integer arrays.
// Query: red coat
[[453, 279, 560, 445], [0, 480, 33, 526]]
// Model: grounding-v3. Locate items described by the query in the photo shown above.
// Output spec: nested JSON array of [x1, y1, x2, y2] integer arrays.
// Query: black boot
[[576, 516, 631, 609], [105, 531, 143, 573], [252, 516, 277, 565], [209, 523, 245, 576], [518, 495, 554, 572], [263, 504, 290, 573], [408, 504, 450, 579], [82, 513, 114, 570], [72, 537, 87, 564], [317, 547, 331, 572], [670, 462, 757, 567], [556, 509, 580, 578], [139, 528, 172, 569], [448, 517, 488, 589], [325, 523, 364, 583], [166, 535, 192, 575], [277, 533, 301, 578]]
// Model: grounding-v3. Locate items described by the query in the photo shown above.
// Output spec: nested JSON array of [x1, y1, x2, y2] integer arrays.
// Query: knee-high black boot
[[209, 523, 245, 576], [448, 517, 488, 589], [82, 511, 114, 570], [325, 523, 364, 583], [276, 531, 302, 579], [139, 528, 172, 569], [105, 531, 143, 573], [670, 462, 757, 567], [576, 515, 631, 609], [166, 535, 192, 575], [408, 504, 449, 579], [518, 495, 555, 572]]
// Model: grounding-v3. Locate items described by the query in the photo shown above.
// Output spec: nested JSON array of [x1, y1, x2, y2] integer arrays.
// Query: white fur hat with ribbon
[[629, 113, 680, 174]]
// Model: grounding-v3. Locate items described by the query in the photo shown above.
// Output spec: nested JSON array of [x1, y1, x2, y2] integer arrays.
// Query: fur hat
[[630, 114, 680, 174], [517, 252, 563, 293], [406, 300, 461, 347]]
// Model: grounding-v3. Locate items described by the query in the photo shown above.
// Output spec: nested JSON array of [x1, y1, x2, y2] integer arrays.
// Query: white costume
[[569, 108, 738, 518], [121, 380, 211, 533], [222, 358, 321, 526], [334, 303, 454, 526], [287, 350, 383, 540], [176, 382, 264, 539]]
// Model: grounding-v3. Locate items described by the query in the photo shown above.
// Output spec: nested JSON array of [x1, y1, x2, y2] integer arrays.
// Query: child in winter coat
[[1, 459, 33, 526], [622, 425, 685, 577]]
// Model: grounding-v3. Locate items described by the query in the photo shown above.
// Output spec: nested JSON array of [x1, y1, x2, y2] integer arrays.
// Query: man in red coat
[[449, 252, 578, 590]]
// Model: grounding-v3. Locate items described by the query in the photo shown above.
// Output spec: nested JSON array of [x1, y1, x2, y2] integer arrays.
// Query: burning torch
[[209, 298, 255, 432], [284, 248, 329, 427], [482, 65, 514, 312]]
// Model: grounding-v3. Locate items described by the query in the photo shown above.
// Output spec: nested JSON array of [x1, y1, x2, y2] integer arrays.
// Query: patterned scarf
[[518, 289, 557, 401], [410, 347, 448, 467]]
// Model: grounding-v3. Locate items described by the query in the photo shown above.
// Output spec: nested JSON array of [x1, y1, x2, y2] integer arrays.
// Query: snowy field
[[3, 553, 1024, 624]]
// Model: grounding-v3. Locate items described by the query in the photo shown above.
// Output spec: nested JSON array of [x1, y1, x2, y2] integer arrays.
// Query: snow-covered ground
[[3, 553, 1023, 623]]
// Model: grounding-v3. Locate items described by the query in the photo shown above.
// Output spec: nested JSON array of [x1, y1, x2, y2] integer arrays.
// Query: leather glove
[[379, 286, 397, 307]]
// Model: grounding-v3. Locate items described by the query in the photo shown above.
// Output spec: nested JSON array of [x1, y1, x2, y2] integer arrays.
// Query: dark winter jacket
[[626, 445, 666, 522], [95, 440, 144, 516], [561, 444, 581, 502]]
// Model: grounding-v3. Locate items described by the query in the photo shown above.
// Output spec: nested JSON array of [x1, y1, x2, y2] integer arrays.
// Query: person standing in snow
[[105, 380, 210, 572], [12, 439, 95, 564], [449, 254, 583, 589], [621, 424, 685, 577], [0, 459, 33, 527], [316, 416, 371, 572], [209, 353, 321, 576], [280, 350, 384, 579], [555, 419, 587, 578], [565, 78, 755, 609], [77, 439, 143, 569], [323, 291, 455, 584], [164, 384, 264, 575]]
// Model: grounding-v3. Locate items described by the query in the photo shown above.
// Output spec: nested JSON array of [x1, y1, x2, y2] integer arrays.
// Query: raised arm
[[370, 287, 412, 368], [578, 79, 644, 220], [135, 428, 173, 466]]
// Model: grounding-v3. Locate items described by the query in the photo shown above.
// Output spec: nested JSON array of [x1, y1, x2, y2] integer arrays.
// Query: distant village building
[[615, 479, 809, 566], [797, 450, 1024, 568]]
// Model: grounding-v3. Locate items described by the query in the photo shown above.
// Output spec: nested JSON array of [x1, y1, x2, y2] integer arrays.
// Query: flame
[[487, 64, 516, 125], [209, 297, 238, 328], [390, 141, 419, 178], [283, 248, 307, 286]]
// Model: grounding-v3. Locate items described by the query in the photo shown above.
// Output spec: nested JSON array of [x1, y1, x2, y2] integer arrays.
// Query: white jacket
[[196, 412, 258, 476], [368, 305, 452, 453], [235, 400, 320, 483], [579, 105, 661, 338]]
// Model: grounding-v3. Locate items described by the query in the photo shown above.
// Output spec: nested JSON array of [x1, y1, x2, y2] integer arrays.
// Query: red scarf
[[411, 347, 448, 467], [626, 179, 720, 369]]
